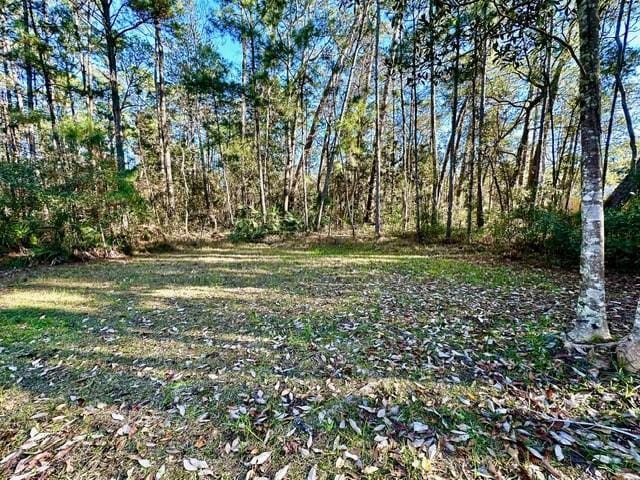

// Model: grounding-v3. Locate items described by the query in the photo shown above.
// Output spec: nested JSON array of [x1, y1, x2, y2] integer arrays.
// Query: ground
[[0, 239, 638, 480]]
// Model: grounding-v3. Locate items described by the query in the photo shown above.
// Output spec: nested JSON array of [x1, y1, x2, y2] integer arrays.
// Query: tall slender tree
[[569, 0, 611, 342]]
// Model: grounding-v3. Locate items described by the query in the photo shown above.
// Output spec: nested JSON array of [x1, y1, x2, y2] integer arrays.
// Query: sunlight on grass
[[0, 243, 634, 480], [0, 289, 94, 344], [390, 257, 557, 289], [146, 286, 273, 300], [0, 289, 92, 311]]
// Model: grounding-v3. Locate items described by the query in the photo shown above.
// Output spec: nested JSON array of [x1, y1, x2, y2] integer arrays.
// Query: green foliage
[[497, 207, 582, 260], [229, 207, 267, 241], [58, 116, 106, 150], [605, 197, 640, 270], [229, 207, 303, 242], [0, 160, 146, 259], [492, 203, 640, 270]]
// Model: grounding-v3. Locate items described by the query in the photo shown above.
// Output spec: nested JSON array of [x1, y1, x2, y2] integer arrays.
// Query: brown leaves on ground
[[0, 241, 638, 479]]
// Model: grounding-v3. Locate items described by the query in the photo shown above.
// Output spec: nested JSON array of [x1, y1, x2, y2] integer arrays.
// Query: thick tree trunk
[[570, 0, 611, 342]]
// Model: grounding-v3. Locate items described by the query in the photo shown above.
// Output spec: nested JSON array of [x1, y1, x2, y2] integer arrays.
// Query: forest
[[0, 0, 640, 478]]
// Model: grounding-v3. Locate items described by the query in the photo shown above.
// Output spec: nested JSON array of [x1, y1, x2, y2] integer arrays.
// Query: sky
[[195, 0, 242, 70]]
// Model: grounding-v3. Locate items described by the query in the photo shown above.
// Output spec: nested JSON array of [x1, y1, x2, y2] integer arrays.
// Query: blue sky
[[215, 34, 242, 68], [196, 0, 242, 69]]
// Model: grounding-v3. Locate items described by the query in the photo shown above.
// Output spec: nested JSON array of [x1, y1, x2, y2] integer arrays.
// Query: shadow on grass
[[0, 244, 638, 478]]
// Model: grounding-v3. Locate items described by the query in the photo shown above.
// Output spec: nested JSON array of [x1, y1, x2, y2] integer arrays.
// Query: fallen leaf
[[183, 457, 208, 471], [307, 464, 318, 480], [250, 451, 271, 465], [412, 421, 429, 433], [111, 412, 125, 422], [274, 464, 290, 480], [348, 419, 362, 435]]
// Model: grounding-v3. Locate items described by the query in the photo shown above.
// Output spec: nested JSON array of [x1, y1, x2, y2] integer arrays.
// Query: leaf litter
[[0, 241, 638, 479]]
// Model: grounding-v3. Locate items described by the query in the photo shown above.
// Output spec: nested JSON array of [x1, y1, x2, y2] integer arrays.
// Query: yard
[[0, 240, 638, 479]]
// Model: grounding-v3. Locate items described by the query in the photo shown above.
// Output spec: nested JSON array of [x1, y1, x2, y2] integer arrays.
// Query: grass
[[0, 240, 637, 479]]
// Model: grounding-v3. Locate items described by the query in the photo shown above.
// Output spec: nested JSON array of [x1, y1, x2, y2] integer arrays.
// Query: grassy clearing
[[0, 240, 638, 479]]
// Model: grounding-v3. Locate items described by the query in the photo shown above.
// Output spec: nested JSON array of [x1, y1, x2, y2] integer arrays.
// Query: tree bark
[[617, 298, 640, 372], [155, 18, 175, 217], [373, 0, 382, 237], [570, 0, 611, 342], [100, 0, 126, 171], [604, 0, 638, 208], [445, 12, 461, 241]]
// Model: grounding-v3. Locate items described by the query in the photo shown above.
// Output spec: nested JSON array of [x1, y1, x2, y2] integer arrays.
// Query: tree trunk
[[445, 12, 461, 241], [400, 61, 409, 231], [28, 1, 61, 154], [317, 1, 368, 230], [604, 0, 638, 208], [241, 36, 248, 141], [373, 0, 382, 237], [570, 0, 611, 342], [365, 18, 401, 225], [21, 0, 38, 163], [100, 0, 126, 171], [412, 12, 421, 238], [155, 18, 175, 217], [467, 45, 478, 240], [476, 35, 487, 228], [613, 0, 637, 175], [289, 12, 364, 208], [250, 30, 267, 224], [616, 299, 640, 372], [428, 1, 438, 229]]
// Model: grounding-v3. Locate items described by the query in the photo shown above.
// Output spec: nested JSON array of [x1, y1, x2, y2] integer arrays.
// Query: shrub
[[229, 207, 304, 242], [229, 207, 267, 241], [605, 196, 640, 270], [492, 202, 640, 271], [0, 162, 146, 257]]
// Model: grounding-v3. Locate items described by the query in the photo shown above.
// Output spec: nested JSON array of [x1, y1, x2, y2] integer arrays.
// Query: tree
[[95, 0, 136, 170], [373, 0, 382, 237], [617, 298, 640, 372], [130, 0, 180, 216], [569, 0, 611, 342]]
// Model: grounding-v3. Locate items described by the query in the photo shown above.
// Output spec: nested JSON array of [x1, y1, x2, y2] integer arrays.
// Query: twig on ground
[[537, 414, 640, 441]]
